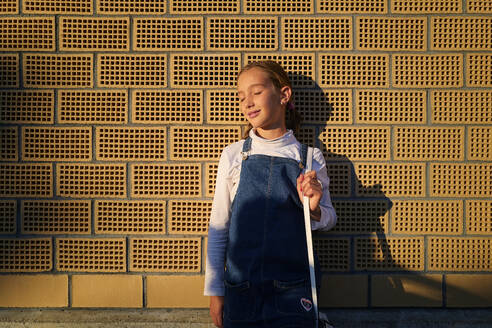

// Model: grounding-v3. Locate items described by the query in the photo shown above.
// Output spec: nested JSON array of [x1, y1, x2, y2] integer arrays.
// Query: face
[[237, 67, 288, 131]]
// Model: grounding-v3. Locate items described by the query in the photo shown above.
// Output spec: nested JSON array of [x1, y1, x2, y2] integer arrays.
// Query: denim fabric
[[223, 137, 322, 328]]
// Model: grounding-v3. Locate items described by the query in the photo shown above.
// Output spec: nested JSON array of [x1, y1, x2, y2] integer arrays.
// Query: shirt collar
[[249, 127, 296, 147]]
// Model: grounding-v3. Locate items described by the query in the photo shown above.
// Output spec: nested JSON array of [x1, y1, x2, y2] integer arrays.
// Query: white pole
[[302, 146, 318, 328]]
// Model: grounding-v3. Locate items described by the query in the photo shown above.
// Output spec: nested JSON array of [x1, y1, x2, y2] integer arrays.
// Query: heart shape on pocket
[[300, 297, 312, 312]]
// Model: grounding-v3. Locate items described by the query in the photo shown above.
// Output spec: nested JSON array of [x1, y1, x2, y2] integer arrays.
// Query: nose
[[245, 95, 254, 109]]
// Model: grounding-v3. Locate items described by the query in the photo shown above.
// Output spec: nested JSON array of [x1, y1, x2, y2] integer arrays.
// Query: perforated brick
[[58, 90, 127, 124], [392, 54, 462, 87], [168, 200, 211, 235], [24, 0, 92, 14], [468, 127, 492, 160], [96, 127, 167, 161], [21, 200, 91, 234], [430, 164, 492, 197], [0, 200, 16, 234], [206, 90, 245, 124], [0, 238, 52, 272], [431, 17, 491, 50], [325, 163, 351, 197], [97, 54, 167, 88], [319, 127, 390, 161], [391, 0, 461, 13], [0, 90, 53, 123], [95, 200, 166, 234], [22, 127, 92, 161], [296, 126, 317, 146], [429, 237, 491, 271], [170, 0, 238, 13], [245, 0, 311, 13], [296, 89, 352, 124], [171, 54, 240, 88], [431, 91, 492, 124], [322, 200, 388, 234], [467, 54, 492, 87], [134, 17, 203, 51], [0, 54, 19, 87], [318, 54, 388, 87], [56, 238, 126, 272], [354, 163, 426, 197], [466, 200, 492, 235], [205, 162, 218, 198], [60, 17, 129, 51], [244, 53, 316, 88], [392, 200, 462, 234], [1, 0, 17, 14], [131, 164, 201, 198], [313, 237, 350, 271], [0, 17, 54, 51], [132, 90, 202, 124], [0, 127, 17, 161], [357, 90, 426, 124], [357, 17, 426, 51], [97, 0, 166, 14], [170, 126, 241, 161], [355, 237, 424, 271], [57, 164, 126, 198], [130, 237, 201, 272], [207, 17, 277, 50], [282, 17, 351, 50], [0, 164, 52, 197], [394, 126, 464, 161], [468, 0, 492, 13], [317, 0, 386, 13], [23, 54, 92, 88]]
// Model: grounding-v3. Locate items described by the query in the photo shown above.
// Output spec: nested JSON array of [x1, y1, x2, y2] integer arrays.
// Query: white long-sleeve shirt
[[204, 128, 337, 296]]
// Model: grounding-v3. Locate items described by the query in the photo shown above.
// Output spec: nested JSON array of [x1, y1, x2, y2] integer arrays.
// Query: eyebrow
[[237, 83, 266, 95]]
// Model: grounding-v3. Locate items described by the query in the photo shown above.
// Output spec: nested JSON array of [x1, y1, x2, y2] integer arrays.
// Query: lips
[[247, 109, 261, 118]]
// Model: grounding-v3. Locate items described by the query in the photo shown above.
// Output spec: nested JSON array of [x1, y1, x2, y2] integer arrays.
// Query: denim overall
[[223, 136, 322, 328]]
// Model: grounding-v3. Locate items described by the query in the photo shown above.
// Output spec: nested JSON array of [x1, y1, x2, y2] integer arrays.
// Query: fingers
[[211, 310, 223, 327], [209, 296, 224, 328], [301, 171, 322, 197]]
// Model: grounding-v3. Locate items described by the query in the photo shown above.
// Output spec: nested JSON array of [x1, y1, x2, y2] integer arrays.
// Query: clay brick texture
[[0, 0, 490, 309]]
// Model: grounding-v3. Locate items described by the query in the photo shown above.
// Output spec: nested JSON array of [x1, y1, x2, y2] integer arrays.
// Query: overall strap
[[242, 137, 252, 152]]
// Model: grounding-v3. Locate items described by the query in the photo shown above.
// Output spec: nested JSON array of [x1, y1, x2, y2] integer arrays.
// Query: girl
[[204, 60, 337, 328]]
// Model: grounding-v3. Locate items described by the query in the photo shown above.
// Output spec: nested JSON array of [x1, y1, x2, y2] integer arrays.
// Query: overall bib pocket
[[273, 277, 313, 316], [223, 280, 256, 321]]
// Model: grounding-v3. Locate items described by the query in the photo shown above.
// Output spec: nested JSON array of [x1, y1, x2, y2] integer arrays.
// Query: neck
[[254, 126, 287, 140]]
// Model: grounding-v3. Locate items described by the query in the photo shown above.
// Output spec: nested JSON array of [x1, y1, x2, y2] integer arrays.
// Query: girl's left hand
[[296, 170, 323, 219]]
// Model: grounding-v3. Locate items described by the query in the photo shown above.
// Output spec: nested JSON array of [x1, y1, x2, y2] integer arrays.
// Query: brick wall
[[0, 0, 490, 308]]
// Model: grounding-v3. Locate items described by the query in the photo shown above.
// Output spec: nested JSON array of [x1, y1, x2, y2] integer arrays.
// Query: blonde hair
[[236, 60, 302, 139]]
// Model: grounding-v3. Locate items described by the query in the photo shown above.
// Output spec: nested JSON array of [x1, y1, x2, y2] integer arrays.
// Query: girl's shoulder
[[218, 139, 246, 177], [222, 139, 246, 158]]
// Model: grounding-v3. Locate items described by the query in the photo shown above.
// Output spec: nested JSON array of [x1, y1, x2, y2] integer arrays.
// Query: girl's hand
[[210, 295, 224, 327], [297, 171, 322, 221]]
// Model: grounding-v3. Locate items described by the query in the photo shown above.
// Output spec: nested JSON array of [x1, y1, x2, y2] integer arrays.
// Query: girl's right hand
[[210, 295, 224, 327]]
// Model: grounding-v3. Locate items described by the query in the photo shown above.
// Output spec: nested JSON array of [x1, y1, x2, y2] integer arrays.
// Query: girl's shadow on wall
[[289, 72, 438, 306]]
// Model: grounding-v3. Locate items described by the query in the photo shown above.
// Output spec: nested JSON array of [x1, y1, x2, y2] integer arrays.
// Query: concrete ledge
[[0, 309, 491, 327]]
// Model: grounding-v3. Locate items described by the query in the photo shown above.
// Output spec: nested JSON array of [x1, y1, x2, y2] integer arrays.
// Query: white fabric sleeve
[[310, 147, 337, 231], [203, 147, 233, 296]]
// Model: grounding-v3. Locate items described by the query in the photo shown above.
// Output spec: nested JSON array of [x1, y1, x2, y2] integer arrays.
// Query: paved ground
[[0, 308, 491, 327]]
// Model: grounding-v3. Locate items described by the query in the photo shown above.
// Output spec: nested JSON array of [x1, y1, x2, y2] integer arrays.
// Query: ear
[[279, 85, 292, 104]]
